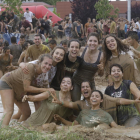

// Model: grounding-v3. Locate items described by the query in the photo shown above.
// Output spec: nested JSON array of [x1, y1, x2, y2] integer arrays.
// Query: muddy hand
[[54, 114, 61, 121], [6, 66, 12, 69], [22, 65, 29, 74], [22, 95, 28, 102], [51, 92, 61, 104], [97, 63, 103, 71], [135, 98, 140, 103]]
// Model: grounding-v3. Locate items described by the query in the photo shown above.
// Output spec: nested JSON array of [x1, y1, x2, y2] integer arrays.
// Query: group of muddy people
[[1, 8, 140, 132]]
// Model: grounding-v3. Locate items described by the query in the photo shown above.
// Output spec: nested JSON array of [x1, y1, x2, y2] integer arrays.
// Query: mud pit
[[11, 122, 140, 140], [2, 75, 140, 139]]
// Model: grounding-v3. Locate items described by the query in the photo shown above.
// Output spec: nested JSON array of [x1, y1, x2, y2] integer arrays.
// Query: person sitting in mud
[[53, 90, 118, 128], [22, 77, 73, 127], [105, 64, 140, 127], [52, 81, 140, 125], [0, 54, 53, 127]]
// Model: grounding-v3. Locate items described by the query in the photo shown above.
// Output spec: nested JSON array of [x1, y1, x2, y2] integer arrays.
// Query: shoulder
[[77, 56, 83, 62], [28, 45, 35, 49], [122, 80, 132, 88], [99, 109, 112, 117], [26, 63, 35, 71], [41, 44, 50, 51], [10, 54, 13, 59], [105, 85, 113, 95]]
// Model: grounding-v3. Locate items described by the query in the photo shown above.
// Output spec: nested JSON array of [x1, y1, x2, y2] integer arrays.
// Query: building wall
[[56, 1, 140, 19]]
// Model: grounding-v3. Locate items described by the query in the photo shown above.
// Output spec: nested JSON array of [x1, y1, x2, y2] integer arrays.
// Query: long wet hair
[[103, 34, 129, 65], [51, 46, 66, 85]]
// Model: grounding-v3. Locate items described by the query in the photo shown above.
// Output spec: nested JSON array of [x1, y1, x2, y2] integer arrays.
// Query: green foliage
[[94, 0, 119, 19], [53, 8, 60, 17], [34, 0, 61, 6], [1, 0, 24, 18]]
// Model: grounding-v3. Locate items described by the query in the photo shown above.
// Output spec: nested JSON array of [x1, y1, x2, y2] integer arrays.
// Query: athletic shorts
[[0, 80, 12, 90]]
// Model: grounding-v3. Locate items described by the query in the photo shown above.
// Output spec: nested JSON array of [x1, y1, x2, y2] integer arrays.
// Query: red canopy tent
[[0, 5, 62, 24]]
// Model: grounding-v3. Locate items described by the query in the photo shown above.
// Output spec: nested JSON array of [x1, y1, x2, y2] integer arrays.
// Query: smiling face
[[40, 57, 52, 73], [111, 66, 123, 82], [52, 48, 65, 63], [60, 77, 73, 92], [5, 49, 10, 55], [105, 36, 117, 52], [20, 38, 25, 46], [34, 36, 41, 46], [68, 41, 80, 58], [127, 36, 134, 46], [90, 91, 103, 107], [81, 82, 92, 99], [87, 36, 99, 51]]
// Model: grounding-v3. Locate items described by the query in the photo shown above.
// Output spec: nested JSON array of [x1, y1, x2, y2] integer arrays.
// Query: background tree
[[34, 0, 61, 5], [131, 2, 140, 19], [53, 8, 60, 17], [70, 0, 98, 25], [94, 0, 119, 20], [1, 0, 23, 18]]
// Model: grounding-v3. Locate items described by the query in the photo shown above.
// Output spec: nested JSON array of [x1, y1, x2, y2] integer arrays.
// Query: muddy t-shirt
[[64, 53, 83, 77], [76, 109, 113, 128], [1, 64, 36, 101], [105, 80, 139, 125], [26, 44, 50, 60]]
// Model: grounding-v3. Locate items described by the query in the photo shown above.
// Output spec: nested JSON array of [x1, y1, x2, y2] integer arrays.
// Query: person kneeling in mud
[[22, 77, 73, 127], [54, 90, 118, 128], [105, 64, 140, 127]]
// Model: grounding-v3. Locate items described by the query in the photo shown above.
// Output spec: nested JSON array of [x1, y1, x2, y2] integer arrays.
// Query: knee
[[4, 108, 14, 116]]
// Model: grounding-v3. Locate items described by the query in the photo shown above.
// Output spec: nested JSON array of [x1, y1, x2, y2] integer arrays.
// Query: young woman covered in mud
[[105, 64, 140, 127], [103, 34, 140, 87], [12, 46, 66, 120], [52, 81, 140, 123], [72, 33, 104, 102], [54, 90, 118, 128], [21, 46, 66, 90], [0, 46, 13, 78], [22, 77, 73, 127], [0, 54, 53, 127]]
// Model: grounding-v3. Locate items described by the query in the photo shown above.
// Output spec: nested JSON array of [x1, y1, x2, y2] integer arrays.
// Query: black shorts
[[24, 26, 31, 30]]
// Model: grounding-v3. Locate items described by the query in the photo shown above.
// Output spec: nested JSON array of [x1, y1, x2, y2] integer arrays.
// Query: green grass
[[0, 120, 86, 140]]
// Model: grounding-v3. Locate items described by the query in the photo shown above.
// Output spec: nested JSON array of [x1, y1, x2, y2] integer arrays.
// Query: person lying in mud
[[53, 90, 118, 128], [52, 81, 140, 125], [22, 77, 73, 127], [105, 64, 140, 127], [0, 54, 53, 127]]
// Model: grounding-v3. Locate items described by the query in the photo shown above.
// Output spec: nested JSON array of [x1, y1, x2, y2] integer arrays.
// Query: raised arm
[[52, 94, 80, 110], [104, 94, 140, 105], [43, 12, 48, 20]]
